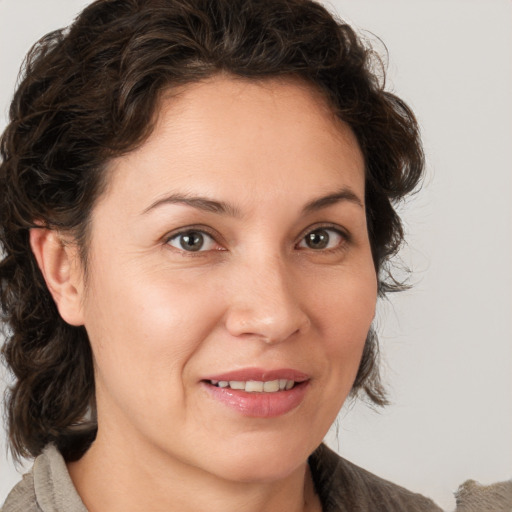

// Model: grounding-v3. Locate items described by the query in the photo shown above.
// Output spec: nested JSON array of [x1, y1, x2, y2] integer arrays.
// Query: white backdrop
[[1, 1, 511, 510]]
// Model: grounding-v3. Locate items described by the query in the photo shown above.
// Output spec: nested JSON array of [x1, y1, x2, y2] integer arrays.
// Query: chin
[[201, 433, 317, 484]]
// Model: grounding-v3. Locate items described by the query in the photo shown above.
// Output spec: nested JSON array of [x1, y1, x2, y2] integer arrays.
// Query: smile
[[202, 369, 310, 418], [209, 379, 296, 392]]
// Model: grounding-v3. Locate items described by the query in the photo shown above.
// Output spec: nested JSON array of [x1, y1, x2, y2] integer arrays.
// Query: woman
[[0, 0, 441, 510]]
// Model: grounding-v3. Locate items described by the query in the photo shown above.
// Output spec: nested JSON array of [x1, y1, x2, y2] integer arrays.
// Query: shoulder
[[1, 470, 39, 512], [1, 445, 87, 512], [309, 444, 442, 512], [455, 479, 512, 512]]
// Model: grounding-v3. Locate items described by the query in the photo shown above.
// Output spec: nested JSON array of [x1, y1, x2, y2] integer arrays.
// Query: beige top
[[2, 443, 511, 511], [1, 444, 87, 512]]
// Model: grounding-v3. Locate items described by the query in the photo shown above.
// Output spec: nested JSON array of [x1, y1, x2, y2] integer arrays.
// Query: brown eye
[[168, 230, 216, 252], [298, 228, 345, 250]]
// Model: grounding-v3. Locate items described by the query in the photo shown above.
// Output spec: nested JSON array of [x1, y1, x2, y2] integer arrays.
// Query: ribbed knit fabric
[[2, 444, 87, 512], [308, 444, 442, 511]]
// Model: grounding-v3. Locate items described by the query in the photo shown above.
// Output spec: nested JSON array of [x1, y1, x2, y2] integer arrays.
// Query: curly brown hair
[[0, 0, 424, 462]]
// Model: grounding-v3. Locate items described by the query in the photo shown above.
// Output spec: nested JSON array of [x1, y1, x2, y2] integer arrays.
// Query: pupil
[[307, 230, 329, 249], [180, 231, 204, 251]]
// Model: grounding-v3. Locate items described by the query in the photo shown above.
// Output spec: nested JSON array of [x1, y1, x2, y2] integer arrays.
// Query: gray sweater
[[2, 443, 510, 511]]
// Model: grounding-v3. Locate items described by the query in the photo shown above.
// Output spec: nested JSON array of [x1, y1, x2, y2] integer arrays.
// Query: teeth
[[263, 380, 280, 392], [245, 381, 264, 392], [210, 379, 296, 392], [228, 381, 245, 390]]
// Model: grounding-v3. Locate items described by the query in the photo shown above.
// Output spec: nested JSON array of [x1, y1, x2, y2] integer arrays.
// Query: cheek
[[317, 270, 377, 367], [81, 264, 223, 399], [317, 266, 376, 328], [82, 277, 228, 437], [299, 269, 377, 434]]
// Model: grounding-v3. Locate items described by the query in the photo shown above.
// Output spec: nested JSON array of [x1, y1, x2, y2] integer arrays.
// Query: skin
[[31, 75, 377, 512]]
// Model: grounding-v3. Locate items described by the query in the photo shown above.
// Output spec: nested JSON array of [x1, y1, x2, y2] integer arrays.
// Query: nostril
[[224, 263, 310, 342], [225, 304, 310, 344], [261, 326, 301, 344]]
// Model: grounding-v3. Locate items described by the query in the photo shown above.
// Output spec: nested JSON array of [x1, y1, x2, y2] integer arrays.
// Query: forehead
[[101, 75, 365, 215], [154, 74, 360, 164]]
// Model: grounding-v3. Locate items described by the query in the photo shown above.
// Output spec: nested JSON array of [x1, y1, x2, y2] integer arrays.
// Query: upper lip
[[202, 368, 310, 382]]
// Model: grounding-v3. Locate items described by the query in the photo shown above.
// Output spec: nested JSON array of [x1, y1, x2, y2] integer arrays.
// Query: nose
[[224, 255, 311, 344]]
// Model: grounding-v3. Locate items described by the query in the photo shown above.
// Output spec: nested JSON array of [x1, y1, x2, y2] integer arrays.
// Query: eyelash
[[164, 224, 350, 255], [165, 225, 223, 255], [296, 225, 350, 253]]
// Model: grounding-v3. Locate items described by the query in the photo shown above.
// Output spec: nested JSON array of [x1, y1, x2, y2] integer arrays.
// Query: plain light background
[[1, 1, 511, 510]]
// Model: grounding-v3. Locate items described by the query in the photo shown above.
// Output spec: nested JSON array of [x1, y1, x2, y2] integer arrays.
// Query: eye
[[297, 227, 346, 251], [167, 230, 218, 252]]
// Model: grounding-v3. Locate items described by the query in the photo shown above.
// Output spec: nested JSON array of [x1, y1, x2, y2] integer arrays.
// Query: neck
[[67, 428, 321, 512]]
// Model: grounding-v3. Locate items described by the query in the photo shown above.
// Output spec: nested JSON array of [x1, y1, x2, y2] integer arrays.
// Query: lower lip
[[202, 381, 309, 418]]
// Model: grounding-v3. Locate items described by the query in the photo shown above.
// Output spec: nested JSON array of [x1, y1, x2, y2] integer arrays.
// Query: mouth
[[207, 379, 297, 392], [201, 368, 310, 418]]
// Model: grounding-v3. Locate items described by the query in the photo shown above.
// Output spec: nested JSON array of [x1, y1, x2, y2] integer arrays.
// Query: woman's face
[[76, 76, 377, 482]]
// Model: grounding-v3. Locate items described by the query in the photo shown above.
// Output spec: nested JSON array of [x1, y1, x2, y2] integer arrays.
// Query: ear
[[29, 228, 85, 326]]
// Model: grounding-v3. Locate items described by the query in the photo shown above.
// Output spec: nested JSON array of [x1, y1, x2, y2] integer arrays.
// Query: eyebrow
[[142, 193, 242, 217], [302, 187, 364, 213], [142, 187, 363, 217]]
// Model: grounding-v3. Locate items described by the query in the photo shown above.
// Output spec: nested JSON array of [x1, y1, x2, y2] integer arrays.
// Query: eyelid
[[163, 225, 225, 252], [295, 223, 350, 250], [162, 222, 350, 253]]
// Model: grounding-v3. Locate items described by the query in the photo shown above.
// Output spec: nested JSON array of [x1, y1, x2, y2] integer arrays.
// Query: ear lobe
[[29, 228, 85, 326]]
